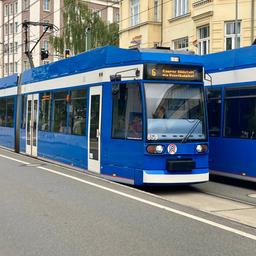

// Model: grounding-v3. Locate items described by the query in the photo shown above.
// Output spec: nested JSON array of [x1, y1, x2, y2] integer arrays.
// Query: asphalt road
[[0, 149, 256, 256]]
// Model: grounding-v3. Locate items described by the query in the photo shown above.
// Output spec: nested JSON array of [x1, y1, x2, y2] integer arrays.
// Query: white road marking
[[1, 152, 256, 241]]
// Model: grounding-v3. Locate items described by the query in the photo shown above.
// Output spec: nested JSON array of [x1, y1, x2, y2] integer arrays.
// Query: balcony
[[193, 0, 213, 8]]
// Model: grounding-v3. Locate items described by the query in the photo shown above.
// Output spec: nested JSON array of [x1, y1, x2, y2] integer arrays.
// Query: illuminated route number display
[[144, 64, 203, 82]]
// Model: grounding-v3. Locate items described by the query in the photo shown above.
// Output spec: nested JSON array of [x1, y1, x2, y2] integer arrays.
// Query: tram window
[[21, 96, 27, 129], [53, 91, 68, 133], [207, 88, 221, 137], [0, 98, 6, 126], [0, 97, 14, 128], [69, 89, 86, 136], [39, 92, 52, 132], [112, 83, 143, 140], [6, 97, 14, 127], [224, 86, 256, 139]]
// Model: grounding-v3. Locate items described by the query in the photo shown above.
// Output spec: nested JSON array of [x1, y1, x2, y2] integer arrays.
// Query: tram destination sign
[[144, 64, 203, 82]]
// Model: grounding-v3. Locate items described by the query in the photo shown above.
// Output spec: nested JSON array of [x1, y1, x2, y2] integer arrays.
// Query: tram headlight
[[147, 145, 164, 154], [196, 144, 208, 153]]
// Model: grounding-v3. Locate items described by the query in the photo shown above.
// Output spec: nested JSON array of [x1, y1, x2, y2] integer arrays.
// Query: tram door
[[26, 94, 39, 157], [88, 86, 102, 173]]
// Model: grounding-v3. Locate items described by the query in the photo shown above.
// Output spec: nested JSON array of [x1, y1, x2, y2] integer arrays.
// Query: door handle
[[96, 129, 100, 138]]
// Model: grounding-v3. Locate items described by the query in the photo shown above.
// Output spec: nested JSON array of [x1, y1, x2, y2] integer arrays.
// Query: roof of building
[[202, 45, 256, 73], [21, 45, 202, 85]]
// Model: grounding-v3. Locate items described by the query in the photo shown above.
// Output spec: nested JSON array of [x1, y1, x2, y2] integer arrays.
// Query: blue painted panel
[[38, 131, 87, 168], [209, 137, 256, 178], [21, 46, 203, 86], [20, 129, 26, 153], [203, 46, 256, 73], [100, 83, 144, 181], [0, 127, 15, 149], [0, 74, 18, 89]]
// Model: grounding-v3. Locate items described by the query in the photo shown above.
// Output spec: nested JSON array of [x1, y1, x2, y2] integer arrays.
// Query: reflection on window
[[174, 0, 188, 17], [39, 92, 51, 131], [69, 89, 86, 135], [0, 97, 14, 128], [225, 21, 241, 50], [145, 83, 206, 141], [53, 91, 68, 133], [130, 0, 140, 26], [224, 86, 256, 139], [112, 83, 143, 139], [207, 88, 222, 137], [198, 25, 210, 55], [21, 95, 27, 129]]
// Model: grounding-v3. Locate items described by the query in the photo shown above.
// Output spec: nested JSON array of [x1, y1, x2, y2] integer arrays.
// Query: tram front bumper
[[142, 169, 209, 184]]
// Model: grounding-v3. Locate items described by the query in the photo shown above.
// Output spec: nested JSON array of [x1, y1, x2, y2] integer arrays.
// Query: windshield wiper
[[181, 119, 201, 143]]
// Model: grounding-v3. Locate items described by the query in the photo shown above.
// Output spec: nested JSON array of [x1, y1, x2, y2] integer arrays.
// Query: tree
[[50, 0, 119, 56]]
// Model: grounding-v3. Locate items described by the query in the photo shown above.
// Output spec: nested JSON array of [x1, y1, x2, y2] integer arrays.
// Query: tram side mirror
[[135, 69, 140, 77]]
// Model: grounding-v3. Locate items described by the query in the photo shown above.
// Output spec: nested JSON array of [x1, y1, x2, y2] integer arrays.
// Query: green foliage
[[50, 0, 119, 56]]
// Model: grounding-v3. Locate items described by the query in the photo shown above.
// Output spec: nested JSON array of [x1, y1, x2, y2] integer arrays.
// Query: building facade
[[0, 0, 63, 77], [0, 0, 119, 78], [83, 0, 119, 24], [119, 0, 256, 53]]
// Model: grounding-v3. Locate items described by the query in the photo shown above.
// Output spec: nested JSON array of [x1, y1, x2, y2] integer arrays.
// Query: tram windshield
[[145, 83, 206, 141]]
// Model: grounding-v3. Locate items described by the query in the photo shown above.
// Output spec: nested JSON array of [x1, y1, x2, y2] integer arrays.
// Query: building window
[[174, 0, 188, 17], [112, 83, 143, 140], [23, 61, 29, 71], [114, 13, 119, 23], [15, 42, 18, 53], [4, 5, 9, 17], [69, 89, 87, 136], [9, 4, 13, 15], [15, 22, 18, 33], [15, 62, 18, 73], [207, 88, 222, 137], [15, 2, 18, 14], [23, 0, 30, 10], [43, 40, 49, 51], [154, 0, 160, 21], [4, 44, 8, 54], [4, 64, 8, 75], [10, 43, 13, 53], [130, 0, 140, 26], [198, 25, 210, 55], [43, 0, 50, 11], [173, 37, 188, 50], [224, 86, 256, 139], [225, 21, 241, 50], [10, 63, 14, 74], [9, 23, 14, 34], [53, 91, 68, 133], [4, 24, 8, 36]]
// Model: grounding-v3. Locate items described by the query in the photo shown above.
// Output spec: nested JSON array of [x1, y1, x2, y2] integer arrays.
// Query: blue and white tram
[[0, 46, 209, 185], [204, 45, 256, 182]]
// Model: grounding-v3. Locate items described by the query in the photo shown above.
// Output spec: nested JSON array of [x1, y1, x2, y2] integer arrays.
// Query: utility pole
[[85, 27, 91, 51], [22, 21, 57, 68], [251, 0, 255, 44], [235, 0, 239, 49]]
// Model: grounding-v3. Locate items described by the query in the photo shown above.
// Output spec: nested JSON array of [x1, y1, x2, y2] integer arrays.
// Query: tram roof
[[0, 74, 18, 89], [202, 45, 256, 73], [21, 45, 202, 85]]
